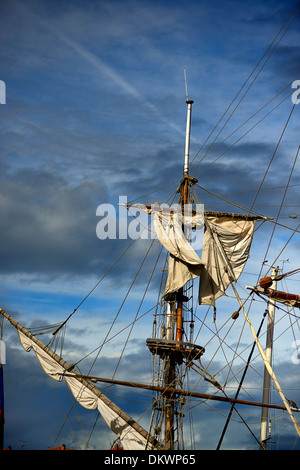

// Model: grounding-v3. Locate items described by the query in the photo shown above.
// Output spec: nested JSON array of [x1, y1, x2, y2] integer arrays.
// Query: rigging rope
[[194, 103, 300, 253], [216, 309, 267, 449], [263, 143, 300, 276], [189, 2, 300, 173], [191, 85, 297, 178], [266, 223, 300, 278], [230, 278, 300, 438], [38, 4, 300, 449], [87, 239, 156, 373], [52, 236, 138, 335], [192, 88, 296, 183], [110, 242, 163, 381], [195, 183, 269, 219], [53, 188, 179, 338], [112, 5, 300, 215]]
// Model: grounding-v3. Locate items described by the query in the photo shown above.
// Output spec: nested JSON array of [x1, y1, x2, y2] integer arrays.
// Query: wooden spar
[[260, 288, 300, 307], [125, 204, 264, 221], [247, 282, 300, 308], [2, 304, 297, 450], [68, 373, 297, 413], [0, 308, 161, 449]]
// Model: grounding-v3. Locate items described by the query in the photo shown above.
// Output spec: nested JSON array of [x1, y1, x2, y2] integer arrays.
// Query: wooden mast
[[163, 99, 194, 450]]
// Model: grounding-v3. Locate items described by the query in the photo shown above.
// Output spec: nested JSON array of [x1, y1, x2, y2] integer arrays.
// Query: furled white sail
[[153, 210, 204, 297], [64, 375, 150, 450], [123, 203, 256, 305], [18, 330, 66, 381], [17, 330, 153, 450], [123, 203, 205, 298], [199, 216, 255, 306]]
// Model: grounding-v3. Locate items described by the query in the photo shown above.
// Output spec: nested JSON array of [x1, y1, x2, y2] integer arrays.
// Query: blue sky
[[1, 0, 300, 451]]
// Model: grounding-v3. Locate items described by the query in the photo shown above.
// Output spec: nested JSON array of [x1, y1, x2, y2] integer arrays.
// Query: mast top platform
[[146, 337, 205, 364]]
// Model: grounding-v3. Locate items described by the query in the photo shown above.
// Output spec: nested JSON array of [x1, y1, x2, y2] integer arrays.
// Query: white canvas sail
[[123, 203, 204, 298], [199, 215, 255, 306], [17, 329, 154, 450], [63, 375, 151, 450], [18, 330, 66, 381], [153, 209, 204, 297], [123, 203, 256, 304]]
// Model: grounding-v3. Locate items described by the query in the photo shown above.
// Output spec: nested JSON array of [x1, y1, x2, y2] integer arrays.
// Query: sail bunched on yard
[[0, 309, 157, 450], [152, 207, 204, 298], [17, 329, 155, 450], [124, 203, 258, 308]]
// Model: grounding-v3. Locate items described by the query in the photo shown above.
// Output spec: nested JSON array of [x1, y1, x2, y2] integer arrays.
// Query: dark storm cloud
[[0, 167, 108, 275]]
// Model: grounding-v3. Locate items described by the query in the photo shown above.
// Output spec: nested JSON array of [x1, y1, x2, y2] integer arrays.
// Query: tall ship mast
[[1, 90, 299, 450]]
